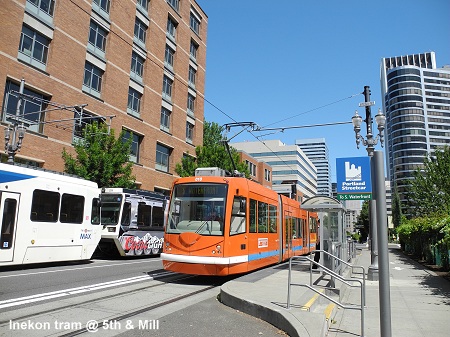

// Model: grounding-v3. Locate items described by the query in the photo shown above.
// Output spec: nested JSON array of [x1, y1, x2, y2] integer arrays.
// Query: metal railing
[[287, 255, 366, 337], [310, 249, 366, 305]]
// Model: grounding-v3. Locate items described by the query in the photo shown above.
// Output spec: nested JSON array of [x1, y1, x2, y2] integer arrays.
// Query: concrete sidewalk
[[220, 245, 450, 337]]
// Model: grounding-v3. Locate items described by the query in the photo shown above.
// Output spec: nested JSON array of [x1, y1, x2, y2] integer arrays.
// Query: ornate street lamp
[[352, 107, 385, 154], [4, 79, 26, 164]]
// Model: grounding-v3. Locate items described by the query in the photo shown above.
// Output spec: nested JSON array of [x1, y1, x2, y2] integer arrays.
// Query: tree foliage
[[391, 183, 403, 228], [407, 146, 450, 217], [175, 121, 249, 177], [62, 122, 136, 188], [397, 213, 450, 264], [355, 200, 370, 242]]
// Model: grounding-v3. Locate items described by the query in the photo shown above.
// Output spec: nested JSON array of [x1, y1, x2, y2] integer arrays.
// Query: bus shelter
[[302, 196, 347, 274]]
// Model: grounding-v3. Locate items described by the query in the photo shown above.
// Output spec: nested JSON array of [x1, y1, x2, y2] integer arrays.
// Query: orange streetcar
[[161, 169, 317, 276]]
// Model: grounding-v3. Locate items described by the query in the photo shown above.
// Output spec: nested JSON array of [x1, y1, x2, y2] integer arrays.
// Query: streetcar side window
[[230, 196, 246, 236], [298, 218, 304, 238], [269, 205, 277, 233], [31, 189, 59, 222], [60, 193, 84, 224], [258, 202, 268, 233], [152, 205, 165, 228], [121, 202, 131, 226], [249, 199, 257, 233], [137, 203, 152, 227], [1, 198, 17, 249]]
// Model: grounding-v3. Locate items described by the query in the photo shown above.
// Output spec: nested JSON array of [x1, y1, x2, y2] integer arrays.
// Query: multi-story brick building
[[0, 0, 207, 194]]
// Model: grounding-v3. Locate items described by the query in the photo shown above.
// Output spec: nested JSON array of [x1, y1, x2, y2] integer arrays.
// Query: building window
[[122, 130, 141, 163], [164, 45, 175, 70], [264, 169, 271, 182], [188, 66, 196, 88], [127, 87, 142, 116], [137, 0, 149, 12], [26, 0, 55, 17], [162, 75, 173, 101], [190, 12, 200, 35], [156, 143, 170, 172], [134, 18, 147, 46], [18, 25, 50, 71], [88, 20, 107, 58], [246, 160, 256, 176], [187, 93, 195, 116], [186, 122, 194, 143], [83, 62, 103, 98], [2, 80, 46, 134], [73, 111, 104, 143], [190, 40, 198, 61], [92, 0, 110, 15], [166, 17, 177, 41], [160, 107, 170, 132], [130, 51, 144, 82], [167, 0, 179, 12]]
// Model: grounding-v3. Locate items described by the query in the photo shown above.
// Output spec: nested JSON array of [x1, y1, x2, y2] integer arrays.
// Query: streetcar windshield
[[166, 183, 227, 236], [100, 194, 123, 225]]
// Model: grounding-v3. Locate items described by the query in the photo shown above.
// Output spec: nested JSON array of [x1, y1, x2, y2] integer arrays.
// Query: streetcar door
[[303, 218, 309, 254], [0, 192, 20, 262]]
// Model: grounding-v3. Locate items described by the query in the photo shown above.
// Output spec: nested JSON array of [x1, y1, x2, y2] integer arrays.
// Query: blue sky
[[195, 0, 450, 182]]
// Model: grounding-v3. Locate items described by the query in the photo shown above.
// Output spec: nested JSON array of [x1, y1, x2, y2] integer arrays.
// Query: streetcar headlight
[[216, 245, 221, 253]]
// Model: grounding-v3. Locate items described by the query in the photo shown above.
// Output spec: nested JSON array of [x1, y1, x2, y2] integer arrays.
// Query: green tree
[[62, 122, 136, 188], [391, 183, 402, 228], [355, 200, 370, 242], [175, 121, 249, 177], [407, 146, 450, 217]]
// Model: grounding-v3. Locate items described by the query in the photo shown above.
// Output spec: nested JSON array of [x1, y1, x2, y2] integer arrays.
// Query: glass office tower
[[380, 52, 450, 212]]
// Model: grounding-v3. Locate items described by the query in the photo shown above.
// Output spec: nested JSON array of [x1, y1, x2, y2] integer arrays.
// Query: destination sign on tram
[[177, 184, 227, 197]]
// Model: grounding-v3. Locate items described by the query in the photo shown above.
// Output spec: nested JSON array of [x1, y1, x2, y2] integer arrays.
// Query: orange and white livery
[[161, 170, 318, 276]]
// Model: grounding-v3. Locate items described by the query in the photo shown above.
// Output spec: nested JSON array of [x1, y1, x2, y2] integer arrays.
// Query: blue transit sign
[[336, 157, 372, 200]]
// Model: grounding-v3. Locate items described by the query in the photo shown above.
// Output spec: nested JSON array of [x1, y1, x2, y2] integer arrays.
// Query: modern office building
[[380, 52, 450, 211], [231, 140, 317, 201], [296, 138, 331, 197], [0, 0, 207, 194], [342, 200, 361, 234]]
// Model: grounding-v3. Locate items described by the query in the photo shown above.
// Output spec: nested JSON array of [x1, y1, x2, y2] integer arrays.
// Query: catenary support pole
[[374, 150, 392, 337], [368, 154, 378, 280]]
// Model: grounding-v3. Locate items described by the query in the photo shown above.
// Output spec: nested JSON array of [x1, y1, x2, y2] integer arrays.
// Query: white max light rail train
[[0, 163, 102, 266], [97, 188, 168, 257]]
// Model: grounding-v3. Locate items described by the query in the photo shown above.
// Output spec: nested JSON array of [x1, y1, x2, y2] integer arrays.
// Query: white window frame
[[156, 143, 171, 172], [127, 87, 142, 117], [82, 62, 103, 98], [162, 75, 173, 101], [166, 17, 177, 41], [18, 25, 50, 71], [186, 122, 194, 144], [88, 20, 107, 59], [122, 129, 141, 163], [134, 18, 147, 47], [160, 107, 171, 132], [130, 51, 144, 83]]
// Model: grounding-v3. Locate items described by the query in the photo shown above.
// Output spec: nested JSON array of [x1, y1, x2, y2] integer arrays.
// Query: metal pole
[[363, 85, 379, 281], [374, 150, 392, 337], [368, 155, 379, 280]]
